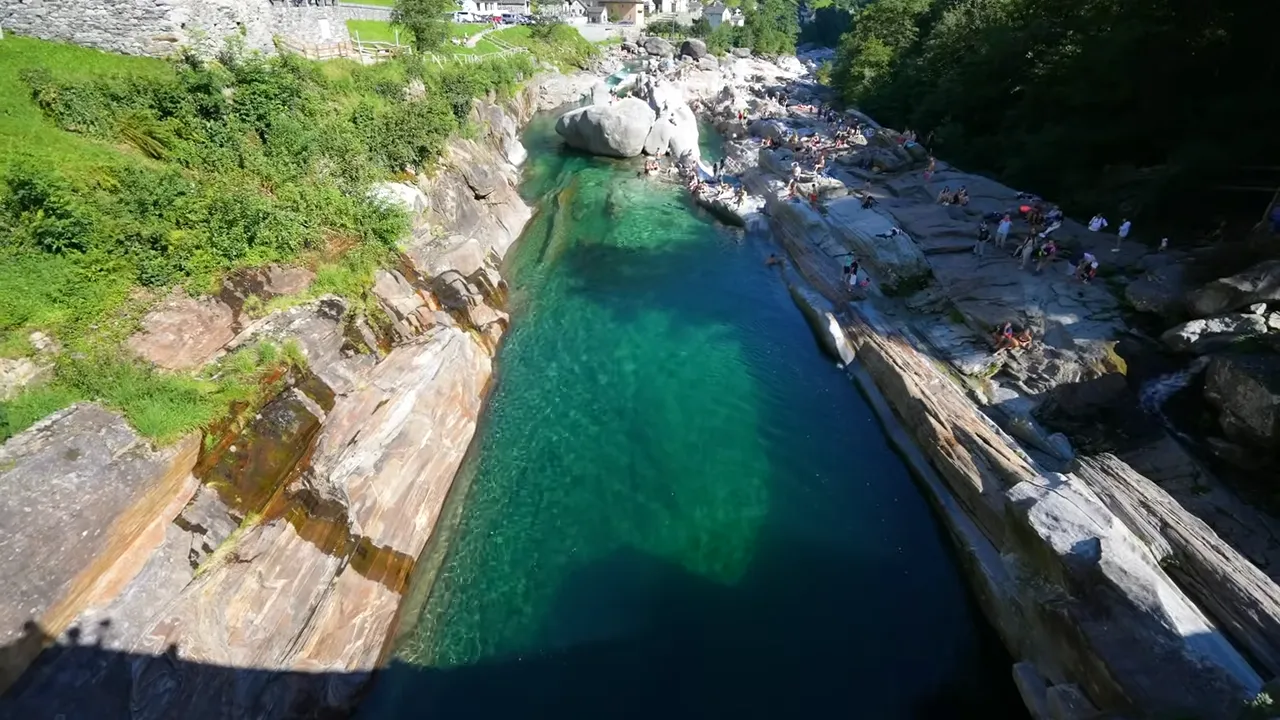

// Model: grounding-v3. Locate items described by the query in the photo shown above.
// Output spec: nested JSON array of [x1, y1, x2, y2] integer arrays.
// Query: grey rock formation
[[555, 98, 657, 158], [1160, 313, 1269, 354], [642, 36, 674, 56], [680, 38, 708, 59], [1124, 263, 1187, 319], [1188, 259, 1280, 317], [127, 290, 236, 371], [218, 264, 316, 327], [0, 404, 199, 693], [226, 296, 374, 398], [732, 47, 752, 58], [1205, 353, 1280, 449], [697, 55, 719, 71], [533, 71, 598, 110]]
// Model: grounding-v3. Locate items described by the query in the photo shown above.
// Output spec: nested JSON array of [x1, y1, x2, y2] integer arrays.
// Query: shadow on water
[[0, 528, 1020, 720]]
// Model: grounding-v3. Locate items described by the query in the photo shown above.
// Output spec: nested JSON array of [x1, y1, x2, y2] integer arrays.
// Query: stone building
[[0, 0, 382, 56]]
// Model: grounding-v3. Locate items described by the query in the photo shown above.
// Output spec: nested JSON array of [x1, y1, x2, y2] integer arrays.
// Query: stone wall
[[0, 0, 372, 57]]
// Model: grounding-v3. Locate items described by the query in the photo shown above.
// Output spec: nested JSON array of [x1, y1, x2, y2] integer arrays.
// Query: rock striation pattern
[[686, 48, 1280, 718], [0, 79, 547, 718]]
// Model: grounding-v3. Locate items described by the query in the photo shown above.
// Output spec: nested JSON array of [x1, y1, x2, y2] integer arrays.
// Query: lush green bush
[[490, 25, 596, 70], [831, 0, 1278, 227], [704, 0, 799, 57]]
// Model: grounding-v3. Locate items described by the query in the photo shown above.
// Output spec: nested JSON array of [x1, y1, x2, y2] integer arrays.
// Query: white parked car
[[452, 11, 478, 22]]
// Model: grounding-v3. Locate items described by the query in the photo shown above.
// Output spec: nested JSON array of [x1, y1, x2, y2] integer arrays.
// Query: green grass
[[0, 37, 170, 170], [0, 340, 301, 444], [347, 19, 407, 44], [490, 25, 596, 70], [344, 20, 490, 46]]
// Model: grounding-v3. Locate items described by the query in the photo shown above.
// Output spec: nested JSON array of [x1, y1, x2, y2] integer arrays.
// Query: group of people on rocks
[[937, 185, 970, 206]]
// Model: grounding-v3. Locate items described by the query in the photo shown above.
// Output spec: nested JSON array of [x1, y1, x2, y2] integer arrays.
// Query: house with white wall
[[542, 0, 587, 18], [703, 2, 741, 28]]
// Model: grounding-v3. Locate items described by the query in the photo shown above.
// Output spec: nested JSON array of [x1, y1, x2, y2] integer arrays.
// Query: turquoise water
[[362, 117, 1024, 718]]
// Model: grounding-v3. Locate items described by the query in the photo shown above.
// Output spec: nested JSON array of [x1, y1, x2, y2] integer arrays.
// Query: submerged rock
[[555, 98, 656, 158]]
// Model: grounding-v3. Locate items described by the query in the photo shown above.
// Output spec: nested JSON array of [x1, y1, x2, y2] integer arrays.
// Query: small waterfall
[[1139, 356, 1211, 422]]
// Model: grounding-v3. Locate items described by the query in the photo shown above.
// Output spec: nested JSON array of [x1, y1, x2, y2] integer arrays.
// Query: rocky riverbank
[[0, 70, 610, 718], [599, 42, 1280, 719]]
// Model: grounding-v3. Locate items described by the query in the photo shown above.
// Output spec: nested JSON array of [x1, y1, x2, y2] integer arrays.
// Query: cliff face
[[684, 49, 1279, 719], [0, 83, 547, 718]]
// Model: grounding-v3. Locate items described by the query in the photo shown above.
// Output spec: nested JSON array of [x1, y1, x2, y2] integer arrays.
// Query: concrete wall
[[0, 0, 371, 57]]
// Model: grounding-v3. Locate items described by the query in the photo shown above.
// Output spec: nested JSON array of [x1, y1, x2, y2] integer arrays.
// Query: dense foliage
[[0, 36, 536, 441], [832, 0, 1280, 227], [655, 0, 801, 56], [494, 23, 598, 71], [391, 0, 454, 52]]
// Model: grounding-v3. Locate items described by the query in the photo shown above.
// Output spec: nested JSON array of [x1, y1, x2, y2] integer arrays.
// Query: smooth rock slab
[[1205, 353, 1280, 448], [555, 98, 656, 158], [1160, 313, 1269, 354], [1187, 259, 1280, 317], [123, 327, 493, 719], [0, 404, 199, 693], [127, 290, 236, 371]]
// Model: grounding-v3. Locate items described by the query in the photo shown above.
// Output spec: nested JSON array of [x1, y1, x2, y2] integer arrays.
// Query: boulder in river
[[697, 55, 719, 71], [1125, 263, 1188, 319], [1205, 353, 1280, 449], [555, 98, 656, 158], [1159, 313, 1270, 354], [731, 47, 752, 58], [680, 38, 708, 59], [642, 36, 674, 56], [1187, 259, 1280, 317]]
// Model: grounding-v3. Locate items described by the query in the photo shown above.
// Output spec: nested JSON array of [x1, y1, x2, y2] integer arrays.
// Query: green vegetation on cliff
[[0, 35, 538, 442], [831, 0, 1278, 224], [652, 0, 800, 56]]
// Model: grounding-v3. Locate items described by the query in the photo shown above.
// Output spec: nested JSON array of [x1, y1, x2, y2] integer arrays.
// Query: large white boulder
[[554, 98, 657, 158], [666, 104, 700, 162]]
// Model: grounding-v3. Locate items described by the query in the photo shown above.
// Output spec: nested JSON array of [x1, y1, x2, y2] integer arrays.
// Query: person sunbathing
[[993, 322, 1017, 352]]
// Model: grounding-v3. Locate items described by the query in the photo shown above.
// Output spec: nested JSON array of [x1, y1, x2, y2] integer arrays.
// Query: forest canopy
[[829, 0, 1279, 228]]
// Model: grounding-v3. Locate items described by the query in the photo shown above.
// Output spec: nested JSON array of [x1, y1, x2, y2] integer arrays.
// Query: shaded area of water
[[362, 117, 1023, 719]]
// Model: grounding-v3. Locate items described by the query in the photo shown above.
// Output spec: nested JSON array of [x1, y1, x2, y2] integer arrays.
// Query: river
[[360, 115, 1024, 718]]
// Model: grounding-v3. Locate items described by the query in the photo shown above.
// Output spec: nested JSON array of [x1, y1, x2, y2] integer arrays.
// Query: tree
[[391, 0, 453, 53], [829, 0, 1280, 231]]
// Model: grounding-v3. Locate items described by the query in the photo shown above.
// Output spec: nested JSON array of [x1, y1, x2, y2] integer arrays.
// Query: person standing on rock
[[1114, 218, 1131, 252], [1088, 213, 1108, 232], [1035, 239, 1058, 274], [924, 155, 936, 182], [996, 214, 1012, 249], [1017, 235, 1036, 269], [974, 222, 992, 258]]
